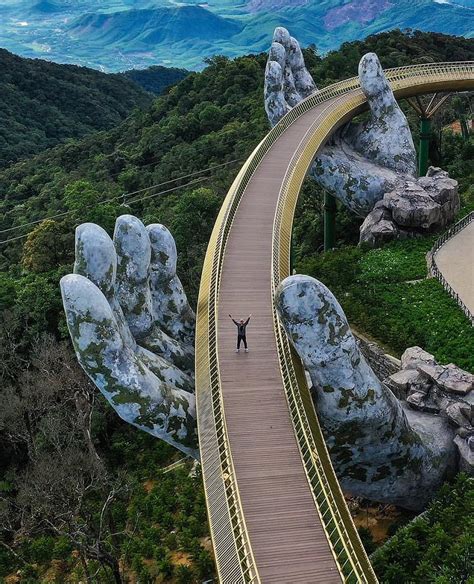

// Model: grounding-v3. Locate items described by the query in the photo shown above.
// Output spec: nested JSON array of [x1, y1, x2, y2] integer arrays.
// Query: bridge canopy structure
[[195, 62, 474, 583]]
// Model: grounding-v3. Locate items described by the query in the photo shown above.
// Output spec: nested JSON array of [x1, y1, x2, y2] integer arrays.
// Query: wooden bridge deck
[[217, 103, 343, 583]]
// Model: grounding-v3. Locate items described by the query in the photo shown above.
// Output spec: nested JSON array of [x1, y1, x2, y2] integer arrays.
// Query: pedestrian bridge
[[195, 62, 474, 583]]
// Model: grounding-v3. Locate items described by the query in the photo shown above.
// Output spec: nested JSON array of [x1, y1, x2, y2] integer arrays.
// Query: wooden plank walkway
[[435, 220, 474, 314], [217, 104, 343, 583]]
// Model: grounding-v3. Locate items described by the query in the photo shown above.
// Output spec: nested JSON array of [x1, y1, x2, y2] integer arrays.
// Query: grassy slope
[[297, 233, 474, 372]]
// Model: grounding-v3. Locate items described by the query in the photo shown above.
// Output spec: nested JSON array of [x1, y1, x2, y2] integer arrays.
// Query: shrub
[[372, 474, 474, 583]]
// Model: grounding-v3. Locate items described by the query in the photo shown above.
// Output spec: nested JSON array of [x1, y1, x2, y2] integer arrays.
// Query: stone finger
[[264, 60, 291, 127], [354, 53, 417, 175], [288, 35, 317, 98], [147, 223, 195, 347], [73, 222, 136, 348], [113, 214, 154, 339], [74, 223, 116, 297]]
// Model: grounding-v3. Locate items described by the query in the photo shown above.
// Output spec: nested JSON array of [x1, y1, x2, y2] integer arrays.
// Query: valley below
[[0, 0, 472, 71]]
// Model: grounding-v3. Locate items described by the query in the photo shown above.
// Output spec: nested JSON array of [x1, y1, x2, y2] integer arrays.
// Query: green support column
[[323, 191, 337, 252], [418, 117, 431, 177]]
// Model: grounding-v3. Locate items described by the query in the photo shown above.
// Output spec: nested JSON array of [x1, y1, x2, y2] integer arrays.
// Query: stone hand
[[60, 215, 199, 458], [264, 27, 417, 217], [275, 275, 456, 510]]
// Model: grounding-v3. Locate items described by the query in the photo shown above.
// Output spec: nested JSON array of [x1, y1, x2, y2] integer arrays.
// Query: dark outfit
[[232, 318, 250, 349]]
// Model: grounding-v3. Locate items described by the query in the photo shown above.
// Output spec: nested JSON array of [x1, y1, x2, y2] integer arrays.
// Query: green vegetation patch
[[297, 236, 474, 372], [372, 474, 474, 583]]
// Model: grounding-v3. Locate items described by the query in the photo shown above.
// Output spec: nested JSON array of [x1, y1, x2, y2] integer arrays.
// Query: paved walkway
[[435, 220, 474, 314]]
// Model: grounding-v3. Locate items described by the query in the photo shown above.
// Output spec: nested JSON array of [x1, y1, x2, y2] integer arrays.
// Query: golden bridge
[[195, 62, 474, 583]]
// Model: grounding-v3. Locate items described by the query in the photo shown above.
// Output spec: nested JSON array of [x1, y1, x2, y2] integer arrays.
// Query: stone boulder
[[360, 167, 459, 247], [385, 345, 474, 475], [454, 435, 474, 474], [386, 369, 424, 400], [401, 346, 436, 370], [385, 182, 442, 229], [438, 363, 474, 395]]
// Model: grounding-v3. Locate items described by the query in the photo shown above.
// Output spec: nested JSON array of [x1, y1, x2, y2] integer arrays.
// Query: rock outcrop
[[386, 346, 474, 474], [360, 168, 460, 247]]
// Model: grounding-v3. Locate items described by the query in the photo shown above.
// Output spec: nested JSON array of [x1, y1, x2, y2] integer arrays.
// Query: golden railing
[[196, 62, 474, 583]]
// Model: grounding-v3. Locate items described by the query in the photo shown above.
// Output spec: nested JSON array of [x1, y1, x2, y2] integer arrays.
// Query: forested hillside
[[122, 65, 189, 95], [0, 30, 473, 582], [0, 49, 153, 169]]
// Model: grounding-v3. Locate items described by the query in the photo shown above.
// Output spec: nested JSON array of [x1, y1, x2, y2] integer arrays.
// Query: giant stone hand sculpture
[[265, 28, 459, 242], [63, 220, 460, 509], [265, 27, 416, 217], [61, 216, 199, 459], [275, 276, 456, 510]]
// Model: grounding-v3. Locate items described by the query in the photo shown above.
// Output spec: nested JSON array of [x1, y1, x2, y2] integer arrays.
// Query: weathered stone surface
[[348, 52, 417, 176], [417, 362, 446, 384], [419, 167, 460, 222], [454, 435, 474, 475], [275, 274, 454, 510], [147, 223, 195, 347], [445, 402, 473, 430], [387, 369, 424, 398], [384, 183, 442, 228], [360, 168, 459, 247], [406, 391, 426, 410], [61, 215, 199, 459], [360, 212, 398, 247], [438, 363, 474, 395], [396, 347, 473, 431], [401, 346, 436, 370], [406, 391, 440, 414]]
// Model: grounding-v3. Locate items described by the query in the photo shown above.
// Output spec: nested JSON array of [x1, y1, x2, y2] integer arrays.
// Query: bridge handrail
[[196, 61, 474, 583], [430, 211, 474, 324]]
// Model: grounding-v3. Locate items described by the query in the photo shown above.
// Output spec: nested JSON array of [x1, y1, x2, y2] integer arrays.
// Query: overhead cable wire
[[0, 157, 244, 235], [0, 176, 210, 246]]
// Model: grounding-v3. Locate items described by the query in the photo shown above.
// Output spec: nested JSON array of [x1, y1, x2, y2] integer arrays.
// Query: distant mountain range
[[0, 0, 472, 71], [69, 6, 242, 46]]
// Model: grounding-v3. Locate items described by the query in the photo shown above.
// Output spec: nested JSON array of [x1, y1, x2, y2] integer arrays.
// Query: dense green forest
[[0, 29, 473, 582], [0, 49, 154, 170], [122, 66, 189, 95]]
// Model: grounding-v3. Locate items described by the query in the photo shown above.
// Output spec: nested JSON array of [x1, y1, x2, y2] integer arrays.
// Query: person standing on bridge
[[229, 314, 251, 353]]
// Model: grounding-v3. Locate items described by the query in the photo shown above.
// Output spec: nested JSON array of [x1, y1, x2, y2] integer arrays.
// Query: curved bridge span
[[195, 63, 474, 583]]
